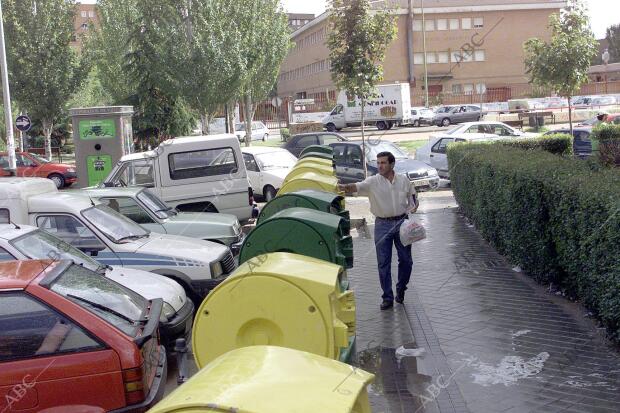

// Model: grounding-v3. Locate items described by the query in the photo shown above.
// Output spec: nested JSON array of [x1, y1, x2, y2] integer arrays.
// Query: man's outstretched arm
[[337, 183, 357, 194]]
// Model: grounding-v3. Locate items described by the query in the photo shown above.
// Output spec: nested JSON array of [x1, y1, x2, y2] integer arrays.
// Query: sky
[[79, 0, 618, 38]]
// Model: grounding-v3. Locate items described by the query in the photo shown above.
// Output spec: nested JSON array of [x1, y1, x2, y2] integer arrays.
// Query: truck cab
[[101, 135, 254, 221]]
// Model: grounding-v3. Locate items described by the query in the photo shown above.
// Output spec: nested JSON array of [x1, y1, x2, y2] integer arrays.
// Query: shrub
[[448, 143, 620, 341], [591, 123, 620, 167], [497, 134, 573, 156], [280, 128, 291, 142], [61, 145, 74, 155]]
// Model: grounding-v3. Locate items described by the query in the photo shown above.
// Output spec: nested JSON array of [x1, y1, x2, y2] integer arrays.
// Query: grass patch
[[396, 140, 427, 155]]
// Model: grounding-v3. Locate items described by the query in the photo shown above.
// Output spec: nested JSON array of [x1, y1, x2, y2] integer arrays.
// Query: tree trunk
[[244, 93, 253, 147], [568, 95, 573, 139], [228, 99, 236, 135], [42, 119, 53, 161], [361, 97, 367, 178], [201, 112, 209, 135]]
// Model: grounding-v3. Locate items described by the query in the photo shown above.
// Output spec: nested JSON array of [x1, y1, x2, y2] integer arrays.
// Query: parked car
[[434, 121, 538, 138], [101, 134, 254, 221], [544, 127, 593, 159], [0, 152, 77, 188], [577, 113, 620, 127], [241, 147, 297, 201], [328, 140, 439, 190], [0, 178, 237, 302], [417, 133, 499, 179], [432, 105, 484, 126], [235, 121, 269, 142], [0, 259, 167, 412], [284, 132, 347, 157], [77, 187, 244, 254], [0, 223, 193, 348], [409, 107, 434, 127]]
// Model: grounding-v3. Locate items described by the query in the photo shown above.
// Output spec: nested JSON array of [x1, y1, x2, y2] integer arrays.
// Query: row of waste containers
[[150, 145, 375, 412]]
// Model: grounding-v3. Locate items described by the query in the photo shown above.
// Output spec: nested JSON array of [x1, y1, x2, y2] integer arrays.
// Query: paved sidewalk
[[348, 191, 620, 413]]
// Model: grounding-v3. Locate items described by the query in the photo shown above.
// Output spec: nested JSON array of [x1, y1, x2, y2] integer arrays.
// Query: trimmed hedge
[[591, 123, 620, 167], [498, 134, 573, 156], [448, 143, 620, 341]]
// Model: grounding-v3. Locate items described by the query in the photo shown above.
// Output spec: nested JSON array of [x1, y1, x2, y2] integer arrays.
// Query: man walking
[[338, 151, 418, 310]]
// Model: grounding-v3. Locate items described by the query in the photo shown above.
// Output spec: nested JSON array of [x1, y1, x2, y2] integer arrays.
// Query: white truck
[[322, 83, 412, 131]]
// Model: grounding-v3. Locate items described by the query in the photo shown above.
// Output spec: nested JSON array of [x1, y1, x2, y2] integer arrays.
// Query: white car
[[409, 107, 434, 127], [0, 223, 193, 347], [235, 121, 270, 142], [241, 147, 297, 201], [430, 121, 537, 139], [0, 178, 237, 302]]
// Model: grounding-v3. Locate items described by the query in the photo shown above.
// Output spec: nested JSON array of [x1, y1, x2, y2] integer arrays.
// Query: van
[[101, 135, 254, 221]]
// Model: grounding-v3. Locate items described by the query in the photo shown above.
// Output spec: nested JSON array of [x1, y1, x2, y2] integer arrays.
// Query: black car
[[328, 140, 440, 191], [544, 127, 592, 158], [284, 132, 347, 157]]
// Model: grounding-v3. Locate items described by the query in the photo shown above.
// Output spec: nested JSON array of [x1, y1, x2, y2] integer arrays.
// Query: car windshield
[[28, 153, 49, 164], [11, 229, 102, 273], [137, 189, 176, 219], [82, 204, 150, 243], [366, 142, 409, 160], [236, 124, 246, 131], [255, 151, 297, 170], [50, 264, 147, 336]]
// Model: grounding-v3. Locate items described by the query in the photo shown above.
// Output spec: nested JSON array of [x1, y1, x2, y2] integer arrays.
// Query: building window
[[463, 84, 474, 94], [425, 19, 435, 31], [474, 50, 485, 61], [462, 50, 473, 62], [88, 11, 95, 18], [436, 19, 448, 31], [476, 83, 486, 93], [81, 11, 87, 17], [426, 52, 437, 64], [449, 18, 459, 30], [452, 84, 463, 94], [437, 51, 449, 63], [461, 18, 472, 30], [412, 20, 422, 31], [413, 53, 424, 65], [474, 17, 483, 28], [451, 51, 462, 63]]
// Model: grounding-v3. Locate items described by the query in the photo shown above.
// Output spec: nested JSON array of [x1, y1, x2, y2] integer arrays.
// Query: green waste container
[[239, 207, 353, 269], [258, 190, 350, 226], [300, 151, 334, 161], [300, 145, 334, 157]]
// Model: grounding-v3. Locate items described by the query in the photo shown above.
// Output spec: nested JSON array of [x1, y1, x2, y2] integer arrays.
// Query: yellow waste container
[[192, 252, 356, 368], [284, 163, 335, 182], [148, 346, 374, 413], [278, 171, 340, 195], [295, 157, 334, 170]]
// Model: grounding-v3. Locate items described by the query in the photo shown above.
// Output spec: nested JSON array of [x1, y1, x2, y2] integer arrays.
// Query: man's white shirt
[[355, 173, 416, 218]]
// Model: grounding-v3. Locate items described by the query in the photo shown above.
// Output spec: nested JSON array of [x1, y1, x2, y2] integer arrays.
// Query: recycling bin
[[149, 346, 373, 413], [300, 151, 333, 161], [284, 162, 335, 181], [300, 144, 334, 157], [258, 189, 349, 225], [295, 157, 335, 170], [239, 207, 353, 269], [278, 171, 340, 195], [191, 253, 356, 367]]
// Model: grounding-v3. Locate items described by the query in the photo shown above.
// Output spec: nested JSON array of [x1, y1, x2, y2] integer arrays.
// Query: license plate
[[416, 179, 429, 187]]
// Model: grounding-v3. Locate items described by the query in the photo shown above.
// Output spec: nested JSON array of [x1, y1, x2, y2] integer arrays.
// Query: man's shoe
[[395, 290, 405, 304], [380, 300, 393, 310]]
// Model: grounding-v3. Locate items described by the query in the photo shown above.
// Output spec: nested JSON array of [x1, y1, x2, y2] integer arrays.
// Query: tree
[[327, 0, 397, 175], [3, 0, 89, 160], [524, 0, 597, 136], [606, 24, 620, 63], [236, 0, 290, 147]]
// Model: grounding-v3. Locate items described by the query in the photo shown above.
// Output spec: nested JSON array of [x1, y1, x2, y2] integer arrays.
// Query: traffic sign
[[15, 115, 32, 132], [271, 97, 283, 108]]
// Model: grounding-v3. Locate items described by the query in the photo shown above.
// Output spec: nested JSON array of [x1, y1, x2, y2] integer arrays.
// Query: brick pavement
[[347, 191, 620, 413]]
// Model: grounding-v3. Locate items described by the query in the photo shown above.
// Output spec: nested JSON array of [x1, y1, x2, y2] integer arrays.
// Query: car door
[[34, 214, 120, 264], [343, 145, 365, 183], [242, 153, 262, 193], [0, 292, 120, 413], [466, 106, 481, 122], [330, 143, 348, 182], [99, 196, 166, 234], [429, 138, 454, 173], [289, 135, 319, 157]]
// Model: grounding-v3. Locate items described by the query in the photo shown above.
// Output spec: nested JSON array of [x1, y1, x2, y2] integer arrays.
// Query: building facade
[[288, 13, 315, 31], [278, 0, 566, 105], [72, 2, 99, 49]]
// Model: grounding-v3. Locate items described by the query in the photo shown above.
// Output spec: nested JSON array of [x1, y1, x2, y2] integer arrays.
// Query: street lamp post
[[420, 0, 429, 108], [602, 48, 610, 95], [0, 0, 16, 176]]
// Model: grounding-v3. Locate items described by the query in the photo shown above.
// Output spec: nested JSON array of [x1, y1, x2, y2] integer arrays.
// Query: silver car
[[235, 121, 269, 142]]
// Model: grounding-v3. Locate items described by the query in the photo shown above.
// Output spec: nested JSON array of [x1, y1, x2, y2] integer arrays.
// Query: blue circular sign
[[15, 115, 32, 132]]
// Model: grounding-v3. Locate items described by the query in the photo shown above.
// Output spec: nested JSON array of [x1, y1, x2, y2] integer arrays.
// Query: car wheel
[[263, 134, 268, 142], [326, 123, 337, 132], [413, 120, 420, 127], [264, 185, 277, 202], [48, 173, 65, 189], [441, 118, 451, 127], [376, 121, 387, 130]]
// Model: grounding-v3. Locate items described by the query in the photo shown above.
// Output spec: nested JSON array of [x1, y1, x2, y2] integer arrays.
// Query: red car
[[0, 152, 77, 188], [0, 260, 166, 412]]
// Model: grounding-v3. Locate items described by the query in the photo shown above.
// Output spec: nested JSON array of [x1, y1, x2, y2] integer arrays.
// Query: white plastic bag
[[399, 215, 426, 246]]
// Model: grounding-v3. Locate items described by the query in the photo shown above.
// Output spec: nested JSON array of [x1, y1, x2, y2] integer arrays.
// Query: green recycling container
[[239, 207, 353, 269], [258, 190, 350, 226], [300, 151, 334, 161], [300, 145, 334, 157]]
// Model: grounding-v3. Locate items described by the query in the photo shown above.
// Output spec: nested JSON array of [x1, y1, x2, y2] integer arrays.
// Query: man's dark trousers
[[374, 216, 413, 302]]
